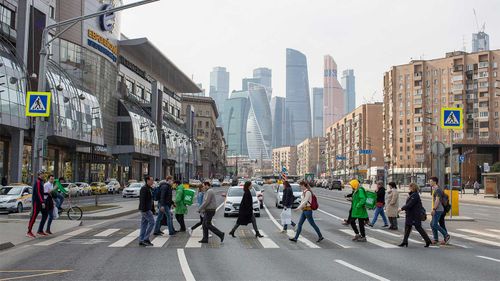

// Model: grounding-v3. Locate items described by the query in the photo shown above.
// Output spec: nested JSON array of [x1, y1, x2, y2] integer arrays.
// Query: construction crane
[[362, 90, 380, 104], [473, 9, 486, 33]]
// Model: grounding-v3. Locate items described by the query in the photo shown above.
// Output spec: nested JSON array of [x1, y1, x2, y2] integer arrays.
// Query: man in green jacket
[[349, 179, 368, 242], [53, 177, 68, 210], [174, 181, 187, 231]]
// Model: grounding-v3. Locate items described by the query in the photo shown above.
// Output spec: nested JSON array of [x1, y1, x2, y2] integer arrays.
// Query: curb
[[0, 242, 15, 251]]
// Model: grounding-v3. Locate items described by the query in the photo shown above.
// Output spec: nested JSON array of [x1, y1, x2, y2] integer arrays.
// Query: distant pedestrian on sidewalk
[[198, 182, 224, 243], [281, 181, 296, 233], [153, 176, 176, 236], [348, 179, 368, 242], [174, 181, 188, 232], [188, 184, 206, 236], [229, 181, 264, 238], [368, 181, 388, 228], [398, 183, 432, 247], [138, 175, 155, 247], [473, 180, 480, 195], [430, 177, 450, 245], [386, 182, 399, 230], [27, 170, 47, 238], [43, 175, 56, 234], [289, 181, 323, 243]]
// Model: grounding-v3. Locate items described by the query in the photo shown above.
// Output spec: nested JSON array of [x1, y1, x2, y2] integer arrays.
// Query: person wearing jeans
[[289, 181, 323, 243], [281, 181, 296, 232], [154, 176, 175, 236], [198, 182, 224, 243], [138, 175, 155, 247], [369, 181, 388, 227], [429, 176, 451, 245]]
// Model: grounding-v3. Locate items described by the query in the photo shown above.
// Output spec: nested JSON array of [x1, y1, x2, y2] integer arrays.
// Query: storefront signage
[[87, 29, 118, 62], [99, 4, 116, 32], [119, 56, 146, 79]]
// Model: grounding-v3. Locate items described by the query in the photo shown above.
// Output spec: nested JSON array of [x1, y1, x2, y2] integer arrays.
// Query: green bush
[[491, 162, 500, 173]]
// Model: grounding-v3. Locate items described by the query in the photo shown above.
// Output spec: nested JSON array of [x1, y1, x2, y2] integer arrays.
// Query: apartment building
[[297, 137, 326, 177], [272, 146, 297, 175]]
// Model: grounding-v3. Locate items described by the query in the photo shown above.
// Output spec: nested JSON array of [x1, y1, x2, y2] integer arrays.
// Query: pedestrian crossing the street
[[30, 226, 500, 250]]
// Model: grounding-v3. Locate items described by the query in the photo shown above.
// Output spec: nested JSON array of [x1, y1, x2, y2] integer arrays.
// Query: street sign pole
[[449, 130, 453, 219]]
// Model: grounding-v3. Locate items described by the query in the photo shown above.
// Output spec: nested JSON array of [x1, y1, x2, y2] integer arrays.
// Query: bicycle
[[58, 192, 83, 220]]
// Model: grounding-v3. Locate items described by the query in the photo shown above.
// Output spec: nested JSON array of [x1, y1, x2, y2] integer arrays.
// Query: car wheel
[[17, 203, 23, 213], [224, 213, 228, 217]]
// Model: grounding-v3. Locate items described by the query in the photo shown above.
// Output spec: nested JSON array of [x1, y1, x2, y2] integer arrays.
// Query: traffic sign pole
[[449, 130, 453, 219]]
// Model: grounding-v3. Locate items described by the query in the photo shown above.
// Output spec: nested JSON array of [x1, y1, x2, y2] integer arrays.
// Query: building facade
[[342, 69, 356, 113], [326, 103, 384, 180], [209, 66, 229, 127], [472, 31, 489, 53], [323, 55, 344, 130], [271, 96, 286, 148], [297, 137, 326, 177], [286, 48, 311, 145], [312, 87, 323, 137], [223, 92, 250, 157], [272, 146, 297, 176], [253, 67, 272, 102], [383, 50, 500, 184]]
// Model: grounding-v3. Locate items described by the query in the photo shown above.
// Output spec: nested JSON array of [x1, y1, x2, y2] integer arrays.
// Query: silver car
[[223, 186, 260, 217], [275, 183, 302, 208], [122, 182, 144, 198]]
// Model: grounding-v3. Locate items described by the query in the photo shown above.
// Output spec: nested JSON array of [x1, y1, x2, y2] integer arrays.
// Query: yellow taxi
[[0, 184, 32, 213], [90, 182, 108, 195]]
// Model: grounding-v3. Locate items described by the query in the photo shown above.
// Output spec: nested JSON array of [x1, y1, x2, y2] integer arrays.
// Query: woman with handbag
[[398, 182, 432, 247], [385, 182, 399, 230]]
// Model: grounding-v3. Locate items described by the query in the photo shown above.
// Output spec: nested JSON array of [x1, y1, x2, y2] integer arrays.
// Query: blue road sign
[[459, 155, 465, 163], [25, 91, 51, 117], [441, 107, 463, 130], [359, 149, 373, 155], [336, 155, 346, 161]]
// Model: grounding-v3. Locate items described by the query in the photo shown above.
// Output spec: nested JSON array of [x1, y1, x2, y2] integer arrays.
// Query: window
[[205, 121, 209, 128], [479, 112, 489, 118], [49, 6, 55, 19], [125, 79, 134, 96], [0, 5, 14, 28]]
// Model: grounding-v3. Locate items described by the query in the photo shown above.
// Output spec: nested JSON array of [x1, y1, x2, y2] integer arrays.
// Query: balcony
[[414, 72, 423, 80], [478, 62, 489, 69], [453, 65, 464, 72]]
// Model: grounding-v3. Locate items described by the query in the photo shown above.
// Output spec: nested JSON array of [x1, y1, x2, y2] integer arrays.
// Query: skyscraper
[[253, 67, 272, 101], [342, 69, 356, 114], [209, 66, 229, 127], [242, 77, 260, 91], [271, 96, 286, 148], [323, 55, 344, 130], [472, 31, 490, 52], [285, 48, 311, 146], [223, 92, 250, 156], [312, 87, 323, 137]]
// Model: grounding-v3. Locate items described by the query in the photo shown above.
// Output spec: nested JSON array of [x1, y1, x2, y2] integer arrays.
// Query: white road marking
[[151, 236, 169, 248], [371, 229, 423, 244], [34, 228, 92, 246], [316, 195, 351, 205], [216, 202, 224, 212], [94, 228, 120, 237], [263, 203, 320, 248], [178, 249, 196, 281], [458, 229, 500, 239], [251, 230, 279, 248], [317, 209, 344, 221], [477, 255, 500, 263], [487, 229, 500, 234], [185, 228, 203, 248], [335, 259, 391, 281], [339, 229, 398, 248], [108, 229, 140, 247], [448, 231, 500, 247], [410, 231, 468, 248]]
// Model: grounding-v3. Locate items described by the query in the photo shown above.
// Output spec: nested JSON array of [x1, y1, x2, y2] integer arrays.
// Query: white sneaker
[[188, 228, 193, 236], [209, 234, 213, 238]]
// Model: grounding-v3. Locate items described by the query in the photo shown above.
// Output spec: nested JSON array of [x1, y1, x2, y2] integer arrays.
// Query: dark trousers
[[175, 214, 186, 231], [202, 210, 223, 240], [350, 218, 366, 237], [230, 215, 259, 234], [402, 223, 431, 244], [191, 215, 203, 230], [439, 212, 447, 232]]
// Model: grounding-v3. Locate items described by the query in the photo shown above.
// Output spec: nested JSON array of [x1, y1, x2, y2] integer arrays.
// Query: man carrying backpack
[[430, 177, 451, 245], [153, 176, 176, 236]]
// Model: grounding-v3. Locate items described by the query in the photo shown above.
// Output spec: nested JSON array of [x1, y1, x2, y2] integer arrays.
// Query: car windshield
[[5, 186, 23, 195], [129, 183, 143, 188], [0, 187, 13, 195], [278, 185, 301, 192], [227, 188, 256, 197]]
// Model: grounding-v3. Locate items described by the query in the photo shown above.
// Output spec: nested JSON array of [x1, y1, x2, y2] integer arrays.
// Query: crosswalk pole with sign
[[449, 130, 453, 219]]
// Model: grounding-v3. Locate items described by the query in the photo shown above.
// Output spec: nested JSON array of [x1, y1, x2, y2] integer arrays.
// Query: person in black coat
[[229, 181, 263, 238], [281, 181, 296, 232], [398, 183, 432, 247], [138, 175, 156, 247]]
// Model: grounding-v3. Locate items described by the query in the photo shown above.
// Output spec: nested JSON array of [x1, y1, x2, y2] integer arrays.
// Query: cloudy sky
[[122, 0, 499, 105]]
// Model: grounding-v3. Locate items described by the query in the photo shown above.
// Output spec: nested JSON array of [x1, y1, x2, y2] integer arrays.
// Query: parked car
[[222, 179, 232, 186], [211, 179, 221, 187], [122, 182, 144, 198], [222, 185, 260, 217], [61, 183, 80, 197], [0, 184, 32, 213], [106, 180, 121, 194], [329, 180, 343, 190], [90, 182, 108, 195], [252, 183, 264, 209], [75, 182, 92, 196], [189, 179, 202, 188], [254, 178, 264, 186], [275, 183, 302, 208]]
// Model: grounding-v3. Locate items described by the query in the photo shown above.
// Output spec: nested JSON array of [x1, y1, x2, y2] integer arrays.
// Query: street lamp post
[[88, 107, 100, 183]]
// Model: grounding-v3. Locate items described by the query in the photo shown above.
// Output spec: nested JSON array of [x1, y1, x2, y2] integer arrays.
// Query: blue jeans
[[55, 193, 64, 209], [46, 207, 54, 232], [294, 210, 322, 239], [154, 205, 175, 234], [431, 211, 448, 241], [371, 206, 388, 226], [139, 211, 155, 242]]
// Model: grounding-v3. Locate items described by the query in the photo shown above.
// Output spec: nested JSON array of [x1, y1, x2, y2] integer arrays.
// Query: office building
[[323, 55, 344, 130], [209, 66, 229, 127], [253, 67, 272, 101], [472, 31, 490, 53], [272, 146, 297, 175], [312, 87, 324, 137], [342, 69, 356, 113], [271, 96, 286, 148]]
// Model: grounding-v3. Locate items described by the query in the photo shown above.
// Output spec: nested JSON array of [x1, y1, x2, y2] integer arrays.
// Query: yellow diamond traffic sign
[[441, 107, 463, 130]]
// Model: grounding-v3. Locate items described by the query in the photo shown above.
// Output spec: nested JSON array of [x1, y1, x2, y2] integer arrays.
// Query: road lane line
[[448, 231, 500, 247], [335, 260, 391, 281], [94, 228, 120, 237], [409, 231, 468, 248], [487, 229, 500, 234], [339, 229, 398, 248], [108, 229, 140, 247], [177, 249, 196, 281], [263, 203, 320, 249], [371, 229, 423, 244], [477, 255, 500, 263], [215, 202, 224, 212], [34, 228, 92, 246], [251, 230, 279, 248], [0, 270, 73, 281], [185, 228, 203, 248], [151, 236, 169, 248], [458, 229, 500, 239]]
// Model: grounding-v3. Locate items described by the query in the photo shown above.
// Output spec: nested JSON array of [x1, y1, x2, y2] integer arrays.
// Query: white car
[[61, 183, 80, 197], [0, 185, 32, 213], [223, 186, 260, 217], [211, 179, 221, 187], [122, 182, 143, 198], [75, 182, 91, 196], [106, 180, 120, 194], [222, 179, 231, 186], [252, 183, 264, 209], [275, 183, 302, 208]]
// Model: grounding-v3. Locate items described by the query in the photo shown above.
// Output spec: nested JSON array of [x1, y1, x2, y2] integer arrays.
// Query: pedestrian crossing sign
[[441, 107, 463, 130], [25, 91, 51, 117]]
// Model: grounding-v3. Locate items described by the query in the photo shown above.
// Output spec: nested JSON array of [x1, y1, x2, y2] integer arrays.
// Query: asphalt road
[[1, 185, 500, 281]]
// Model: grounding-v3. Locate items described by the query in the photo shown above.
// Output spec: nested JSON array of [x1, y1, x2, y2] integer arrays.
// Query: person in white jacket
[[289, 181, 324, 243]]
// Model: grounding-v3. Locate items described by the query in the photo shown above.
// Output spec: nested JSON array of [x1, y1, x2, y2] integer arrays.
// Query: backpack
[[310, 191, 319, 210], [441, 192, 451, 213]]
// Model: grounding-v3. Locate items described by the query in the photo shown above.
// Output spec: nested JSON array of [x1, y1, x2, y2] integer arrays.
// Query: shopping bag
[[365, 191, 377, 210], [53, 207, 59, 220], [183, 189, 195, 206], [280, 208, 292, 225]]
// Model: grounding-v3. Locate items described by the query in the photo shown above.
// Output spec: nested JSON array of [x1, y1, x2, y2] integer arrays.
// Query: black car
[[329, 180, 343, 190]]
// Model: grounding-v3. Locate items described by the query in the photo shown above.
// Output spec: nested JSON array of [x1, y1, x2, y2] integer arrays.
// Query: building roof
[[181, 95, 219, 119], [119, 38, 201, 93]]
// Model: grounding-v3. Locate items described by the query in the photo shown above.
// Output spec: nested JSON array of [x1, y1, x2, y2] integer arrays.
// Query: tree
[[491, 162, 500, 173]]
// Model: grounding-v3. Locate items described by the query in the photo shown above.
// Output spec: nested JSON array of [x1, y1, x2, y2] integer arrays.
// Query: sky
[[121, 0, 500, 106]]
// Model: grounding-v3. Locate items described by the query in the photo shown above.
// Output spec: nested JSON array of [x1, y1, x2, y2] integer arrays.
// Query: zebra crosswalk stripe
[[339, 229, 398, 248], [458, 229, 500, 240], [35, 228, 92, 246], [151, 236, 169, 248], [94, 228, 120, 237], [109, 229, 140, 247], [251, 230, 279, 248], [185, 228, 203, 248], [448, 231, 500, 247]]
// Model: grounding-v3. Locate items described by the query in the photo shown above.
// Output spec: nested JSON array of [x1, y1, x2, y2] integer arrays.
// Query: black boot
[[229, 224, 238, 238], [416, 225, 432, 247], [398, 225, 411, 247]]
